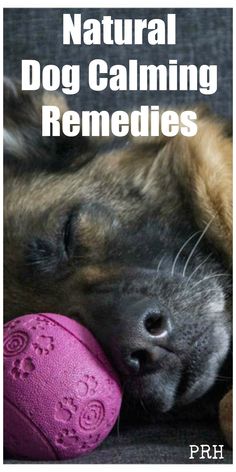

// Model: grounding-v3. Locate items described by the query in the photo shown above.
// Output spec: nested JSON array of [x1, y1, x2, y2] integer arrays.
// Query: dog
[[4, 78, 232, 417]]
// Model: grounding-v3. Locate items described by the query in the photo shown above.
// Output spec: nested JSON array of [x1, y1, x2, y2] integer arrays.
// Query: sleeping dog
[[4, 78, 232, 417]]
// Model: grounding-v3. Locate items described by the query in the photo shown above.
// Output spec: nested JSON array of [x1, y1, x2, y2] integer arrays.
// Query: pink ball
[[4, 313, 122, 460]]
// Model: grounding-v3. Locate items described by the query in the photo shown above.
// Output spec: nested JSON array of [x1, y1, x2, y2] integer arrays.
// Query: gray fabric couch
[[4, 7, 232, 464]]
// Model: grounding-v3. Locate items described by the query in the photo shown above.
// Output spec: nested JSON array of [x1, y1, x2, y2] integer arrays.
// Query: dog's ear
[[4, 77, 94, 173]]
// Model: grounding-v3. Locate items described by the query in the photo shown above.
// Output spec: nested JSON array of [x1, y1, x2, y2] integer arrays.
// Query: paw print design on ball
[[24, 315, 56, 331], [76, 375, 98, 397], [54, 397, 77, 423], [55, 429, 81, 449], [11, 357, 35, 379], [4, 319, 21, 332], [105, 378, 117, 398], [32, 335, 54, 355], [87, 433, 101, 445], [105, 407, 117, 428]]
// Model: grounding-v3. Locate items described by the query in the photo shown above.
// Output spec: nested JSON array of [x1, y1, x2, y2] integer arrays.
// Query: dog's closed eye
[[24, 212, 76, 277], [63, 210, 77, 257], [25, 237, 62, 275]]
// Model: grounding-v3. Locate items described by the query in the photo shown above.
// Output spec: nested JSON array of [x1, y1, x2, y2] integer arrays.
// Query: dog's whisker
[[182, 216, 216, 277], [190, 273, 231, 290], [139, 396, 151, 416], [171, 231, 201, 277], [185, 253, 212, 288], [114, 378, 130, 439], [215, 375, 232, 380], [116, 411, 121, 438], [215, 378, 231, 383], [156, 255, 165, 274]]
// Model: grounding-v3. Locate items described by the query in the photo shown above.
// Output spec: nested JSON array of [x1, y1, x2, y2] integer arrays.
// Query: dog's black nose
[[144, 310, 170, 338], [113, 299, 172, 376]]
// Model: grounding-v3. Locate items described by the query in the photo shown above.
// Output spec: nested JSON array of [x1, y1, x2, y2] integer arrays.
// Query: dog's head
[[4, 79, 232, 413]]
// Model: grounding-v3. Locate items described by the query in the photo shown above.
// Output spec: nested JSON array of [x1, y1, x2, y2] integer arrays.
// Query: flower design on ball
[[4, 331, 29, 357], [78, 400, 105, 431]]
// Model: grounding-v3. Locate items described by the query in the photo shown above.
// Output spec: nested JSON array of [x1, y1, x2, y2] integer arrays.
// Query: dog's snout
[[112, 300, 172, 376]]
